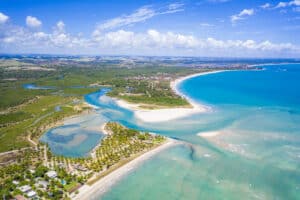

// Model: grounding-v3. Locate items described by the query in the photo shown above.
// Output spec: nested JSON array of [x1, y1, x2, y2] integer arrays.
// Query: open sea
[[40, 64, 300, 200]]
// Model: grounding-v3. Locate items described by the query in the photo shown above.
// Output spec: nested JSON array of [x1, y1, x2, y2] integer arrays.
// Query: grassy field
[[0, 111, 32, 126], [0, 95, 85, 152], [0, 66, 198, 111]]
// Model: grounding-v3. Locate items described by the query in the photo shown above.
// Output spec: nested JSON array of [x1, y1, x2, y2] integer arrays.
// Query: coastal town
[[0, 122, 167, 199]]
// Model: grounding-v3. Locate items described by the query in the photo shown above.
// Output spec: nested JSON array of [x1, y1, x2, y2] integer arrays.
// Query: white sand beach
[[197, 131, 223, 138], [87, 122, 110, 136], [116, 99, 206, 122], [73, 138, 179, 200], [90, 123, 110, 159], [115, 70, 225, 123]]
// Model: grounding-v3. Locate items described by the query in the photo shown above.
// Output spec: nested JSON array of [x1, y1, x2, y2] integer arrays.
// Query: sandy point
[[115, 71, 227, 123], [197, 131, 223, 138]]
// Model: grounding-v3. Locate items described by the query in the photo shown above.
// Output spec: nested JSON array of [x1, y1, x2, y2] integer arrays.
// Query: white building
[[46, 170, 57, 178], [27, 190, 37, 198], [19, 185, 31, 193], [35, 180, 49, 189], [12, 180, 20, 185]]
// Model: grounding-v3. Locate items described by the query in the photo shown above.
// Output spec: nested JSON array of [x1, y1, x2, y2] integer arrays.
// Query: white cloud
[[168, 3, 184, 10], [294, 6, 300, 11], [4, 37, 15, 43], [200, 23, 215, 27], [96, 4, 184, 31], [26, 16, 42, 28], [60, 28, 300, 56], [55, 21, 65, 33], [91, 29, 200, 50], [98, 6, 155, 30], [207, 0, 230, 3], [276, 2, 289, 8], [261, 3, 271, 9], [240, 9, 254, 16], [0, 12, 9, 24], [275, 0, 300, 8], [147, 29, 200, 48], [102, 30, 136, 47], [33, 31, 48, 39], [50, 21, 78, 47], [292, 0, 300, 5], [0, 17, 299, 57], [231, 9, 254, 23]]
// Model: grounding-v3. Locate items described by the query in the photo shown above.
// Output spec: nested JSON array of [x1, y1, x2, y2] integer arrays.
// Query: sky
[[0, 0, 300, 58]]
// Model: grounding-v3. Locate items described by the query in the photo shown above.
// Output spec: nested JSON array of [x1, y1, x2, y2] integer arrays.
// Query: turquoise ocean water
[[41, 64, 300, 199]]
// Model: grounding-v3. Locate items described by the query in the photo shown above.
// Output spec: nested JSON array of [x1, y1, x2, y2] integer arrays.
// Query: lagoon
[[41, 64, 300, 199]]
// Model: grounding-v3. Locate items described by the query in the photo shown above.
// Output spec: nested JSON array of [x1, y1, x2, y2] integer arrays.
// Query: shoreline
[[73, 138, 179, 200], [49, 70, 225, 199], [115, 70, 226, 123], [35, 108, 93, 144], [249, 62, 300, 67], [90, 123, 110, 159], [170, 70, 226, 108]]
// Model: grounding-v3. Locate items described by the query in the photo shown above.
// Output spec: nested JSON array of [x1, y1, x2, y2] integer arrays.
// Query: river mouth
[[38, 65, 300, 199]]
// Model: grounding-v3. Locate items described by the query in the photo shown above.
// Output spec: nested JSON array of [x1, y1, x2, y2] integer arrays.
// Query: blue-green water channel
[[41, 64, 300, 199]]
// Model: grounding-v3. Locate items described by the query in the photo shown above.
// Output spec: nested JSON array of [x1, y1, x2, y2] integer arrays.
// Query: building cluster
[[126, 73, 173, 81], [12, 170, 58, 199]]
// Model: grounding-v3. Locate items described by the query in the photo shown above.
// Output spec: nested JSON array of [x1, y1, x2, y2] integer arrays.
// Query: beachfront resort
[[0, 120, 167, 199]]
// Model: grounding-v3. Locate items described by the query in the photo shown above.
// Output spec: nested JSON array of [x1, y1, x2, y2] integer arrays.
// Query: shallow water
[[23, 83, 55, 90], [41, 64, 300, 199], [40, 111, 110, 157]]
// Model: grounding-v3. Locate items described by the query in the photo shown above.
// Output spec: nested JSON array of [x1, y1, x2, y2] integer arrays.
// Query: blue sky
[[0, 0, 300, 57]]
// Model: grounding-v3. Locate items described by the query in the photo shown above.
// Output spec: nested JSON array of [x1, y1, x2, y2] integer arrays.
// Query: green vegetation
[[0, 60, 204, 152], [0, 111, 32, 126], [87, 122, 165, 173], [0, 122, 166, 199], [0, 95, 89, 152], [0, 56, 252, 199], [63, 181, 79, 192], [1, 57, 243, 153], [107, 78, 189, 108], [0, 147, 83, 200], [1, 63, 206, 111], [104, 68, 215, 108], [0, 84, 48, 110]]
